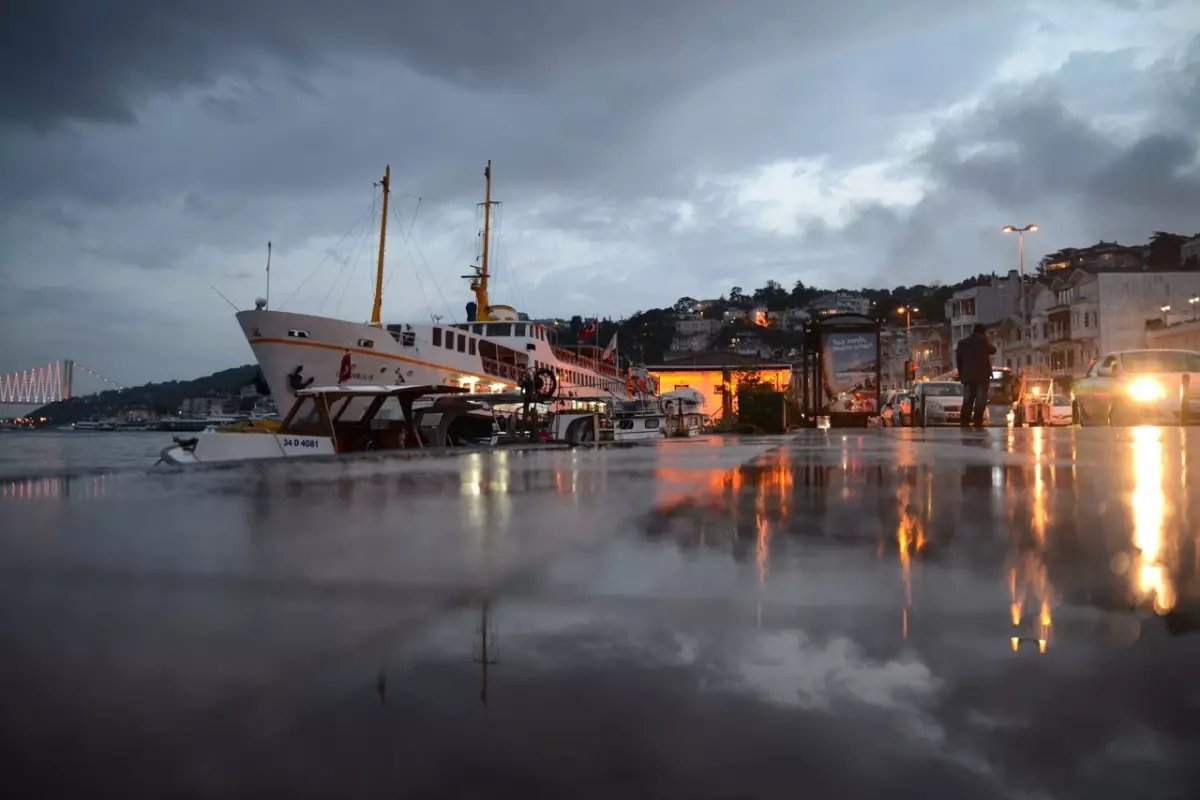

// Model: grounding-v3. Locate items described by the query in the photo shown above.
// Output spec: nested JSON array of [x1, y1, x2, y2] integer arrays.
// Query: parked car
[[1045, 394, 1074, 426], [1072, 349, 1200, 426], [911, 381, 990, 427], [883, 391, 912, 426]]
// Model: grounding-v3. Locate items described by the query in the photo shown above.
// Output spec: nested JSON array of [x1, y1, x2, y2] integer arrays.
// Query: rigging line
[[320, 204, 376, 315], [334, 206, 378, 318], [391, 203, 434, 321], [411, 233, 456, 323], [394, 197, 454, 322], [499, 241, 529, 312], [279, 194, 378, 310], [383, 196, 423, 294]]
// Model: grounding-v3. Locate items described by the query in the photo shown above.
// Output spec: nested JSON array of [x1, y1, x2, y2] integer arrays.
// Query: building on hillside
[[1041, 241, 1146, 273], [998, 269, 1200, 380], [945, 271, 1022, 352], [647, 352, 792, 422], [767, 308, 807, 330], [731, 332, 772, 359], [670, 317, 722, 353], [805, 292, 871, 318], [722, 306, 768, 326]]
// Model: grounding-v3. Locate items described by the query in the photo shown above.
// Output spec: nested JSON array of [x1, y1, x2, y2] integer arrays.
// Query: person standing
[[956, 323, 996, 428]]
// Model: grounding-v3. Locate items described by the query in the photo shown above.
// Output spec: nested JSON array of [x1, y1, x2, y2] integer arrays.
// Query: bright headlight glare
[[1127, 377, 1163, 401]]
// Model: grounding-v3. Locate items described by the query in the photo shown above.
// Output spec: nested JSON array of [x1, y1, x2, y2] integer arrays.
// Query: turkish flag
[[338, 351, 352, 384], [579, 320, 596, 340]]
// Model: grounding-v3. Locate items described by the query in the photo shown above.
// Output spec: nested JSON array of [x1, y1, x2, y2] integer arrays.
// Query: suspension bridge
[[0, 360, 125, 406]]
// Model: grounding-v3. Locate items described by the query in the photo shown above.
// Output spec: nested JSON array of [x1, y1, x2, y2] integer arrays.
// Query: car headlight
[[1127, 377, 1164, 402]]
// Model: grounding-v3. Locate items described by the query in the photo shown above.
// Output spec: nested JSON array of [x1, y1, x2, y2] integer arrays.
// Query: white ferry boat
[[236, 161, 632, 410]]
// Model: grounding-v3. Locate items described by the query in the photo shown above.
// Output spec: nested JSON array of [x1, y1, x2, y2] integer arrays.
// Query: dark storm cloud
[[2, 0, 996, 131], [828, 40, 1200, 286]]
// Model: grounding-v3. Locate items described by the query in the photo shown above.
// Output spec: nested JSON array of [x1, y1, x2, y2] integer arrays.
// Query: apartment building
[[669, 317, 722, 353], [804, 291, 871, 318], [1041, 241, 1146, 272], [945, 271, 1022, 351], [995, 269, 1200, 380]]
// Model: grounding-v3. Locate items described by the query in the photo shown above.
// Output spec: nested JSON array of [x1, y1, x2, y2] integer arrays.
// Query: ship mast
[[370, 165, 391, 328], [468, 160, 495, 321]]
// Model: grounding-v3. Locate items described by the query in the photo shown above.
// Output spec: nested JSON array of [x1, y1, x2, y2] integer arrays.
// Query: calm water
[[0, 431, 174, 478]]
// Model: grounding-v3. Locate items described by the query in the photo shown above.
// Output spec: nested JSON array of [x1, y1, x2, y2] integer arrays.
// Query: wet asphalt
[[1, 428, 1198, 799]]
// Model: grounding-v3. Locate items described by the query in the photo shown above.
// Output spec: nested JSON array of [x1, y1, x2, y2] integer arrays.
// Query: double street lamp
[[1003, 224, 1038, 355]]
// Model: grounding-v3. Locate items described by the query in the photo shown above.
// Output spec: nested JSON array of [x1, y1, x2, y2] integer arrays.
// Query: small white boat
[[158, 383, 476, 466]]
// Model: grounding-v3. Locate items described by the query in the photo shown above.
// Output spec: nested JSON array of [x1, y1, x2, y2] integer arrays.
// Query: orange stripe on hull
[[249, 337, 501, 385]]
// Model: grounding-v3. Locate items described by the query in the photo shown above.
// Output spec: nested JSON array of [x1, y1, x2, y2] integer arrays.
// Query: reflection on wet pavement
[[1, 430, 1198, 798]]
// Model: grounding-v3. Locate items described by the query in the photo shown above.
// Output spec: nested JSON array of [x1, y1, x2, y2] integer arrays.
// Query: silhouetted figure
[[957, 323, 996, 428]]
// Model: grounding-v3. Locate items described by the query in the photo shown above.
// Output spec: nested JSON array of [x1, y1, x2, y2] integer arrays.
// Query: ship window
[[457, 335, 466, 353], [618, 419, 634, 430], [357, 338, 375, 349], [287, 329, 309, 339], [645, 419, 660, 429], [514, 323, 527, 337], [492, 323, 512, 336], [432, 328, 442, 347], [445, 331, 455, 349], [468, 338, 476, 356], [401, 330, 415, 346]]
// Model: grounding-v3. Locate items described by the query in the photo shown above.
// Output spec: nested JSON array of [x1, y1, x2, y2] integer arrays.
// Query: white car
[[1044, 394, 1074, 426], [911, 381, 989, 427], [1072, 349, 1200, 426]]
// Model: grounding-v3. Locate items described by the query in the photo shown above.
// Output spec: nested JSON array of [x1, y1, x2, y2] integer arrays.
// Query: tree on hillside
[[1148, 231, 1187, 271], [728, 286, 751, 308], [790, 279, 819, 308], [672, 296, 698, 315], [752, 280, 790, 311]]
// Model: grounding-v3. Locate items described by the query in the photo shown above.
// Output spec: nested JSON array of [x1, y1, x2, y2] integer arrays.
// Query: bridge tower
[[62, 359, 74, 400]]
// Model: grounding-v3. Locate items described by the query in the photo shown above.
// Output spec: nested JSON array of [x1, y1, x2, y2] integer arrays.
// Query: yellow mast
[[369, 164, 391, 328], [470, 160, 495, 321]]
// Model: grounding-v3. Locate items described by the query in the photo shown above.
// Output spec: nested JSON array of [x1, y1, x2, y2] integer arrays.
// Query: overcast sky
[[1, 0, 1198, 386]]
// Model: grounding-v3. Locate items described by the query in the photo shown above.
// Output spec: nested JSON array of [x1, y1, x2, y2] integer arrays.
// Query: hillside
[[33, 365, 262, 424]]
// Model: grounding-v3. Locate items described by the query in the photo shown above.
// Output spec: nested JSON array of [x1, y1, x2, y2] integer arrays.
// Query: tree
[[728, 286, 751, 308], [752, 280, 790, 311], [672, 296, 698, 315], [1147, 231, 1187, 271]]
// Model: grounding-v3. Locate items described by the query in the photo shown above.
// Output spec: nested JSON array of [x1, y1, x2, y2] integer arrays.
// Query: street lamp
[[897, 305, 917, 385], [1002, 224, 1038, 364], [1189, 295, 1198, 320]]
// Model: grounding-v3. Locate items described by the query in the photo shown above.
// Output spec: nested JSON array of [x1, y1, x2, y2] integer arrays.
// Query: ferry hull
[[236, 310, 518, 410]]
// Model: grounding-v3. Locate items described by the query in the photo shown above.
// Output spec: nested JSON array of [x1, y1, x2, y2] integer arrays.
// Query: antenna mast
[[370, 165, 391, 328], [464, 161, 496, 321], [265, 241, 272, 310]]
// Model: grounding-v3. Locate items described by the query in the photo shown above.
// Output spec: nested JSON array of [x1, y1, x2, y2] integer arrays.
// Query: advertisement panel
[[820, 331, 879, 413]]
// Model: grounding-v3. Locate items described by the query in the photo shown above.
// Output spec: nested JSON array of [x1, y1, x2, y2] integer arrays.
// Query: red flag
[[579, 319, 597, 340], [338, 351, 352, 384]]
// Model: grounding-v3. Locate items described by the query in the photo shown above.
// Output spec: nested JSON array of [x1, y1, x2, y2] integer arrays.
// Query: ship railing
[[481, 357, 522, 382]]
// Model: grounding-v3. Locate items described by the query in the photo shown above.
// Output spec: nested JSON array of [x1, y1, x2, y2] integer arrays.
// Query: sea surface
[[0, 430, 174, 478]]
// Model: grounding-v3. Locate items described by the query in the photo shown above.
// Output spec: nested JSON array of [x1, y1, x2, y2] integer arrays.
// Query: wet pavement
[[1, 429, 1199, 798]]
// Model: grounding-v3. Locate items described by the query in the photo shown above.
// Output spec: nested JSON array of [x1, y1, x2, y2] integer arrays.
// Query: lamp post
[[897, 305, 917, 386], [1189, 295, 1198, 321], [1002, 224, 1038, 363]]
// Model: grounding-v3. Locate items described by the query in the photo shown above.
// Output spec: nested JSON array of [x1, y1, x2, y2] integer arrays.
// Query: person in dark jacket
[[956, 323, 996, 428]]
